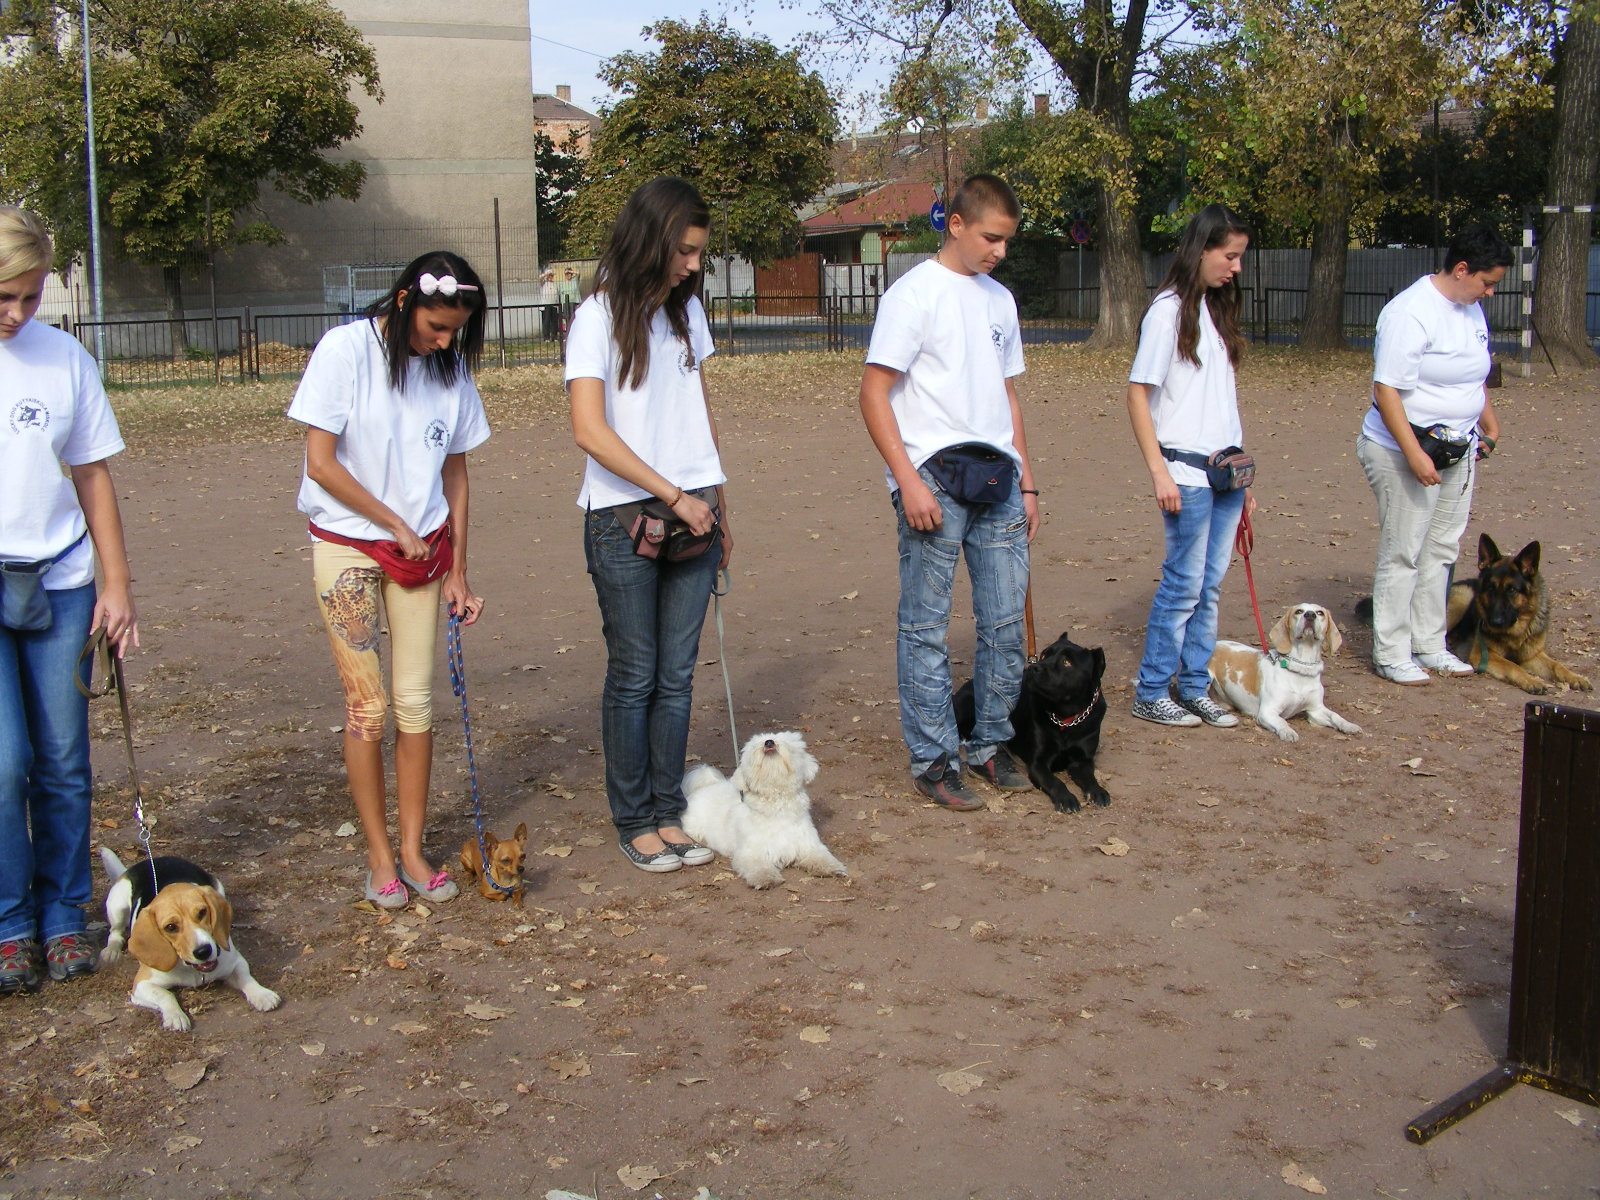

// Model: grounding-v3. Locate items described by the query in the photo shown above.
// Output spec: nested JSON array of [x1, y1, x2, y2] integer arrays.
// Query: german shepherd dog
[[1446, 533, 1593, 695]]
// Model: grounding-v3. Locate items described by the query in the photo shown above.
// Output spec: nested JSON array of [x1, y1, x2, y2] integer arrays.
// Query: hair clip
[[417, 272, 480, 298]]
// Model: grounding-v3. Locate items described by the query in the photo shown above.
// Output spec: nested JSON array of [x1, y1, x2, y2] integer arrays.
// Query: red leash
[[1235, 507, 1271, 655]]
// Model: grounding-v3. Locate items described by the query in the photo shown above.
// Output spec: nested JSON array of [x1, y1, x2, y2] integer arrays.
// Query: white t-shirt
[[1128, 290, 1244, 488], [564, 293, 724, 509], [289, 320, 491, 541], [0, 320, 125, 589], [865, 259, 1025, 489], [1362, 274, 1490, 452]]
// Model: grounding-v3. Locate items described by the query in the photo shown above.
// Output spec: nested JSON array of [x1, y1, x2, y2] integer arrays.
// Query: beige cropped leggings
[[312, 541, 441, 741]]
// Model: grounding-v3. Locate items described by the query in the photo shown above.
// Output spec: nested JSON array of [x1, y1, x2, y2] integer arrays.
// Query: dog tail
[[683, 763, 726, 795], [99, 845, 127, 884], [1352, 597, 1374, 627]]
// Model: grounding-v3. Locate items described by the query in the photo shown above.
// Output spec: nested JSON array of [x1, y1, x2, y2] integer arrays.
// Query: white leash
[[711, 568, 739, 751]]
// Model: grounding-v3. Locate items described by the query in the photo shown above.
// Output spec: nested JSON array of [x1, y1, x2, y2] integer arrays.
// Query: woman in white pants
[[1357, 226, 1510, 686]]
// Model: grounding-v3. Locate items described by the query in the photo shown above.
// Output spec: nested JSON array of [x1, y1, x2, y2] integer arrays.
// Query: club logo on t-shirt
[[8, 399, 50, 435], [423, 419, 449, 450], [990, 323, 1005, 353], [1476, 328, 1489, 345], [679, 344, 696, 376]]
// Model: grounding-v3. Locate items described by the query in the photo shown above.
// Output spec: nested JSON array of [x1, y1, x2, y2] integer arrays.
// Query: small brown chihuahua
[[459, 823, 528, 906]]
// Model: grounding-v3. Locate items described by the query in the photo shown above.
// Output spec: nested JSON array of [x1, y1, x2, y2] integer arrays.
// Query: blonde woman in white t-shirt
[[290, 252, 491, 908], [1357, 226, 1510, 686], [566, 177, 731, 875], [0, 207, 138, 993], [1127, 204, 1256, 730]]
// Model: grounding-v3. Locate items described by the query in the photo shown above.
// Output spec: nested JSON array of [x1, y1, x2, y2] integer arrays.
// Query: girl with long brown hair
[[1126, 204, 1255, 729], [566, 177, 733, 873]]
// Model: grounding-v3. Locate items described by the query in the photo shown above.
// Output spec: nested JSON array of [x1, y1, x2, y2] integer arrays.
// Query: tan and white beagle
[[1208, 603, 1364, 744], [101, 849, 280, 1032]]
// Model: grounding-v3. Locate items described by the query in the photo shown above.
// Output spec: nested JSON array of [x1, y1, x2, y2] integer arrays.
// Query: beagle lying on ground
[[101, 848, 281, 1032], [1208, 603, 1364, 744]]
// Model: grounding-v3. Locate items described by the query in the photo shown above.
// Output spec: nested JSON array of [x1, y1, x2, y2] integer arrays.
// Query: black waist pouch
[[1409, 423, 1471, 470], [923, 443, 1015, 505]]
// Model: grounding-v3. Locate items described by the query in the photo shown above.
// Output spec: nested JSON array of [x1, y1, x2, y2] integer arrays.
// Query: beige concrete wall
[[103, 1, 539, 313]]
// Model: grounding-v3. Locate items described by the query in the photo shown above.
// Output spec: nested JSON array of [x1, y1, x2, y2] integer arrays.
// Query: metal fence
[[62, 266, 1599, 386]]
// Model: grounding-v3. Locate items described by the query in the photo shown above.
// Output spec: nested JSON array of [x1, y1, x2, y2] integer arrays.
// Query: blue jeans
[[584, 509, 718, 840], [0, 584, 96, 942], [895, 469, 1030, 776], [1136, 486, 1246, 703]]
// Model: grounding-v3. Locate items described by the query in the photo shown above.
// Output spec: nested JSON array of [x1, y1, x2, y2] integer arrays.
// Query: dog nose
[[763, 738, 776, 750], [194, 942, 215, 962]]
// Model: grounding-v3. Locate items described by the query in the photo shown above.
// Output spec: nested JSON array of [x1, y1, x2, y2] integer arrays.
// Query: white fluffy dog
[[682, 732, 847, 889]]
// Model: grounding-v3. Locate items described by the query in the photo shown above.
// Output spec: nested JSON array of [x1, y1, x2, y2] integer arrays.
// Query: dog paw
[[161, 1010, 193, 1033], [1049, 795, 1082, 814], [744, 872, 784, 890], [248, 987, 282, 1013], [1276, 728, 1301, 743], [100, 943, 123, 965], [1088, 789, 1111, 808]]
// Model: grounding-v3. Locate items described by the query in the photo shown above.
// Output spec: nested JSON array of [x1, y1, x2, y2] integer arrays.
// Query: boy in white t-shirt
[[859, 174, 1041, 812]]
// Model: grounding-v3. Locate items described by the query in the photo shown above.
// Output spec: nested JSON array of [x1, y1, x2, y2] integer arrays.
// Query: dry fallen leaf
[[1281, 1161, 1327, 1194], [576, 881, 600, 895], [439, 935, 477, 952], [553, 997, 586, 1008], [299, 1042, 325, 1057], [937, 1070, 984, 1096], [164, 1060, 207, 1091], [542, 845, 573, 858], [547, 1054, 591, 1080], [164, 1135, 203, 1156], [968, 921, 997, 940], [617, 1164, 663, 1191], [762, 947, 794, 957], [390, 1021, 428, 1036], [679, 1076, 711, 1086], [1097, 836, 1131, 856], [1171, 908, 1210, 930], [798, 1025, 831, 1044], [1555, 1107, 1585, 1127], [464, 1002, 512, 1021], [930, 916, 961, 930]]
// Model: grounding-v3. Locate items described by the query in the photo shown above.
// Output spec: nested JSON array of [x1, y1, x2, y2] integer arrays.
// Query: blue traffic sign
[[930, 201, 946, 233]]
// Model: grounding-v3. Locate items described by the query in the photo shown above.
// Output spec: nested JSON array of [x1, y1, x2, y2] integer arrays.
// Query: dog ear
[[1323, 614, 1344, 656], [203, 886, 234, 951], [1091, 647, 1106, 681], [512, 822, 528, 843], [1515, 541, 1540, 576], [1478, 532, 1500, 570], [1268, 611, 1295, 655], [128, 904, 180, 972], [798, 746, 820, 786]]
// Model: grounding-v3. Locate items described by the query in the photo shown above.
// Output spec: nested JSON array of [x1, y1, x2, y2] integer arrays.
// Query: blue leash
[[446, 610, 516, 896]]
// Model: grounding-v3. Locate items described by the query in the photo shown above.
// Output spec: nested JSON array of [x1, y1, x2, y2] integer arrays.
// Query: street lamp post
[[80, 0, 106, 369]]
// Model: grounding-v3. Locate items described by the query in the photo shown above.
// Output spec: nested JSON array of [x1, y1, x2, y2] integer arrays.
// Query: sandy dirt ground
[[2, 347, 1598, 1200]]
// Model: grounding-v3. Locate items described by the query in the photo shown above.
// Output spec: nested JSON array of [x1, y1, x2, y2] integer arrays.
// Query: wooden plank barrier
[[1407, 702, 1600, 1142]]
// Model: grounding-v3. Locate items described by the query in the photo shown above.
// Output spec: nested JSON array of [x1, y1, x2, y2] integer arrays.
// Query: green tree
[[536, 129, 585, 263], [0, 0, 378, 349], [568, 18, 838, 267], [1180, 0, 1465, 349]]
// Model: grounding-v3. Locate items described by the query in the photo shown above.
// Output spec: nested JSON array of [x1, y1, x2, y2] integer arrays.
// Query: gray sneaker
[[1131, 697, 1202, 727], [1179, 695, 1239, 728], [913, 756, 986, 811], [967, 746, 1031, 791]]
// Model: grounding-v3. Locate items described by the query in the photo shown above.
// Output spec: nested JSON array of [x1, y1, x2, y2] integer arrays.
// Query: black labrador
[[954, 632, 1110, 813]]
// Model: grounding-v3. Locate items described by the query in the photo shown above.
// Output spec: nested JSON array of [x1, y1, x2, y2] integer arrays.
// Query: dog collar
[[1048, 686, 1103, 730], [1272, 651, 1321, 677]]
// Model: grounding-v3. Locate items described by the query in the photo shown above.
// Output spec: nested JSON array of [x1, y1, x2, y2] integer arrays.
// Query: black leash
[[446, 610, 517, 896], [76, 630, 157, 878]]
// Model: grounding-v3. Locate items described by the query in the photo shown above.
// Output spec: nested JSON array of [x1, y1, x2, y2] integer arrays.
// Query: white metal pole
[[80, 0, 106, 369]]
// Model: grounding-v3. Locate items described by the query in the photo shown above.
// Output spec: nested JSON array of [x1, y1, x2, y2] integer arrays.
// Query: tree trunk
[[1532, 8, 1600, 372], [1087, 174, 1147, 350], [1300, 168, 1353, 351], [163, 265, 190, 363]]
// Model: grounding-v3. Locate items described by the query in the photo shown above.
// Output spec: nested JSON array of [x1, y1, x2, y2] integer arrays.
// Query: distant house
[[534, 86, 602, 158], [802, 180, 939, 265]]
